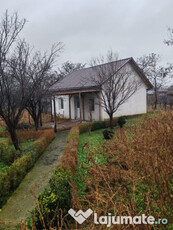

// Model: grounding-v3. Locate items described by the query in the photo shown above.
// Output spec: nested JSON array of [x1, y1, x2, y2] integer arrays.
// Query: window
[[89, 98, 95, 111], [59, 98, 64, 109]]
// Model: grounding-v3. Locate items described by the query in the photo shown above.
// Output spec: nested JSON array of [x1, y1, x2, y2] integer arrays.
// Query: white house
[[51, 58, 152, 121]]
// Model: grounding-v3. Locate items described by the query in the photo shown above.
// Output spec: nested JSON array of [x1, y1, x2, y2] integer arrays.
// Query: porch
[[53, 89, 102, 123]]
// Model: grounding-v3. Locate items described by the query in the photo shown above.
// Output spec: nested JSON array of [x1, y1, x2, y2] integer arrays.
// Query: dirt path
[[0, 130, 69, 229]]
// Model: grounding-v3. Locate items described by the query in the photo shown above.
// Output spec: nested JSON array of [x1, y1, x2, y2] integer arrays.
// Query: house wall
[[101, 62, 147, 119], [52, 93, 100, 121], [52, 95, 69, 119]]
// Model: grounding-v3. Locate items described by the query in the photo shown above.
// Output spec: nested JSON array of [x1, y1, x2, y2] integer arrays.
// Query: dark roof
[[51, 57, 152, 93]]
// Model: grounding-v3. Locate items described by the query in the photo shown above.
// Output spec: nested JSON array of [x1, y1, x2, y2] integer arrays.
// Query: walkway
[[0, 130, 69, 229]]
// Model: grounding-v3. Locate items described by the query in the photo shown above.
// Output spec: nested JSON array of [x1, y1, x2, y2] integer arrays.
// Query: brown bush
[[60, 126, 79, 173], [104, 116, 118, 127], [32, 129, 55, 157], [7, 130, 44, 144], [73, 111, 173, 229]]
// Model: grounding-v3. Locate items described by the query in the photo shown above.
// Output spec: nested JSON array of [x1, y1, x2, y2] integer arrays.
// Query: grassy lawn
[[77, 128, 106, 194], [0, 127, 5, 132], [0, 137, 7, 142], [0, 128, 34, 174], [10, 140, 34, 151]]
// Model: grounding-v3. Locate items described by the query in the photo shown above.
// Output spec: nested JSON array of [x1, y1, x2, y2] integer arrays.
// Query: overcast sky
[[0, 0, 173, 68]]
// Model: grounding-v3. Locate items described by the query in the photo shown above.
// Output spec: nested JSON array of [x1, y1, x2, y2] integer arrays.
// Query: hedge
[[31, 167, 72, 229], [0, 143, 17, 165], [26, 117, 119, 228], [0, 129, 55, 208], [60, 126, 79, 173], [79, 117, 118, 134], [29, 126, 80, 229], [104, 117, 118, 128]]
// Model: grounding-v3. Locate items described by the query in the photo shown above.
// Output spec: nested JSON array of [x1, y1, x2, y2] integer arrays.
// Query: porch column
[[53, 96, 57, 132], [69, 95, 72, 120], [50, 98, 53, 122], [79, 93, 82, 122], [99, 92, 102, 121], [82, 96, 85, 121]]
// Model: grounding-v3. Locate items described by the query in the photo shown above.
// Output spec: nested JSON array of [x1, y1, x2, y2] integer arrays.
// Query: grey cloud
[[0, 0, 172, 66]]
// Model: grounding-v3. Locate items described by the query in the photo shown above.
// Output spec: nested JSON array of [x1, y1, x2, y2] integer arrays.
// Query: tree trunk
[[109, 113, 113, 129], [154, 79, 157, 110], [9, 127, 20, 151], [34, 118, 39, 131], [39, 112, 42, 127], [154, 90, 157, 110], [39, 100, 42, 127]]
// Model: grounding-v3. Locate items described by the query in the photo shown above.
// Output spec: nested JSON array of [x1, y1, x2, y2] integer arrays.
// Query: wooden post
[[53, 96, 57, 132], [69, 95, 71, 120], [83, 95, 85, 121], [79, 93, 82, 122], [51, 98, 53, 122], [99, 92, 102, 121]]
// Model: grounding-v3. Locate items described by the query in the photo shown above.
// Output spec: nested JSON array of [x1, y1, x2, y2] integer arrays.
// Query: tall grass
[[73, 111, 173, 229]]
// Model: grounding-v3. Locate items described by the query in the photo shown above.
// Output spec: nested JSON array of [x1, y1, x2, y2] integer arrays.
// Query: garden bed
[[74, 111, 172, 229], [0, 128, 55, 208]]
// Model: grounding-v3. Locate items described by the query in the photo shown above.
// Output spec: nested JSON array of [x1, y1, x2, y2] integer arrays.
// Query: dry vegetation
[[71, 112, 173, 229], [19, 112, 173, 230]]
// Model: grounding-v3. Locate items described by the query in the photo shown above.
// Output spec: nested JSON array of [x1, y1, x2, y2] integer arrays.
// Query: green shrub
[[78, 118, 118, 135], [118, 116, 126, 128], [50, 167, 72, 210], [91, 121, 106, 131], [79, 118, 118, 134], [31, 128, 79, 229], [103, 129, 114, 139], [0, 129, 55, 208], [104, 117, 118, 128], [7, 154, 33, 190], [79, 122, 92, 134], [33, 167, 72, 229], [0, 143, 16, 165]]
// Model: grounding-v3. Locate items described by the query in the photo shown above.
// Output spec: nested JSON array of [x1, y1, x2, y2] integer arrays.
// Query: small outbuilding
[[51, 57, 152, 121]]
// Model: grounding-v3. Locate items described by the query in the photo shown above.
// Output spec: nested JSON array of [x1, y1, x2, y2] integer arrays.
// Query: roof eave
[[129, 58, 153, 90], [50, 86, 100, 95]]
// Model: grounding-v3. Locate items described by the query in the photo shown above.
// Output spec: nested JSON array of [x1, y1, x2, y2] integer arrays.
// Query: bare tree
[[0, 11, 26, 150], [26, 44, 63, 130], [0, 11, 62, 149], [91, 51, 141, 129], [164, 27, 173, 46], [58, 61, 85, 78], [137, 53, 169, 109]]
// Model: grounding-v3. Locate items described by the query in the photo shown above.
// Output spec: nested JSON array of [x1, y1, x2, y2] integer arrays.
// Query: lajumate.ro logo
[[68, 209, 168, 227]]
